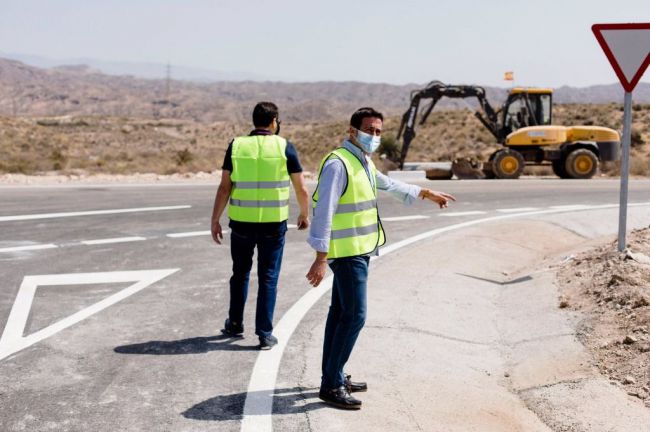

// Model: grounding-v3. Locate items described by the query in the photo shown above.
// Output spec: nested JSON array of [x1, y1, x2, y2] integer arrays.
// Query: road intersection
[[2, 178, 650, 431]]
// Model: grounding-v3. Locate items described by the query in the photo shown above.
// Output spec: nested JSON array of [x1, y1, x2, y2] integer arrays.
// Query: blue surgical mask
[[355, 129, 381, 153]]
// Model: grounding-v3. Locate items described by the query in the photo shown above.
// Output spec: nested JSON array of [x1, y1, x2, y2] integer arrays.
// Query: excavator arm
[[395, 81, 501, 169]]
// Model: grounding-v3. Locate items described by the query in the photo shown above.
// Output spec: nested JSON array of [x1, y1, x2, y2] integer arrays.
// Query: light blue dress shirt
[[307, 140, 422, 253]]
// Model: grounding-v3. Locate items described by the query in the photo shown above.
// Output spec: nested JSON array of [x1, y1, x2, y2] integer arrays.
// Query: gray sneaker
[[258, 335, 278, 350]]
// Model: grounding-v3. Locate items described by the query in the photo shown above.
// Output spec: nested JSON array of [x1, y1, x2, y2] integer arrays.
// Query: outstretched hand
[[419, 189, 456, 209]]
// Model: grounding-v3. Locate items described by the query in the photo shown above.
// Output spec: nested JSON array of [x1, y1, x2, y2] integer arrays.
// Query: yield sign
[[592, 23, 650, 92], [0, 269, 178, 361]]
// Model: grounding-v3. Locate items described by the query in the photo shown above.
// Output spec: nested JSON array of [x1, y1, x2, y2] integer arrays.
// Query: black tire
[[492, 149, 525, 179], [482, 164, 496, 179], [482, 151, 497, 179], [552, 159, 570, 178], [565, 149, 598, 179]]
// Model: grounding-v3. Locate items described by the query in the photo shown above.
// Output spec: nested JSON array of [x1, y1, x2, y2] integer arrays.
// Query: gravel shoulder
[[557, 227, 650, 407]]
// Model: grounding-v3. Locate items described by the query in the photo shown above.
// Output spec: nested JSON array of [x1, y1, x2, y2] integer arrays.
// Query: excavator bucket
[[451, 158, 486, 179]]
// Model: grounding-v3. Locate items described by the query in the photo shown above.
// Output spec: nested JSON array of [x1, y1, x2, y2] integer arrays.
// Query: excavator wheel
[[565, 148, 598, 179], [551, 159, 570, 179], [482, 152, 497, 179], [492, 149, 525, 179]]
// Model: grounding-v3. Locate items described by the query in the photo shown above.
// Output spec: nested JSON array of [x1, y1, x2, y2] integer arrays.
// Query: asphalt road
[[1, 177, 650, 431]]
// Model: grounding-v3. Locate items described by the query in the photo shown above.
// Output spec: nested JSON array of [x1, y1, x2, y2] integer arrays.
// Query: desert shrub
[[631, 128, 645, 147], [3, 157, 35, 174], [630, 154, 650, 176], [50, 148, 68, 170], [377, 134, 400, 160], [174, 147, 194, 165]]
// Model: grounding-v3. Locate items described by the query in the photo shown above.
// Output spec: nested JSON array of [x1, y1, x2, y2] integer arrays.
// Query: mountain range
[[0, 57, 648, 123]]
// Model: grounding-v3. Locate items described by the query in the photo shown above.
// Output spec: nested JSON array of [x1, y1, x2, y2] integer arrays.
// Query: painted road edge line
[[0, 205, 192, 223], [240, 201, 650, 432], [439, 211, 487, 217], [0, 244, 58, 253], [496, 207, 540, 213], [81, 236, 147, 245], [382, 215, 430, 222], [166, 230, 214, 238]]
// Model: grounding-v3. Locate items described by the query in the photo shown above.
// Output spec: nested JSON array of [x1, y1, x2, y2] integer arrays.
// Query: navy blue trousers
[[321, 255, 369, 389], [228, 228, 286, 338]]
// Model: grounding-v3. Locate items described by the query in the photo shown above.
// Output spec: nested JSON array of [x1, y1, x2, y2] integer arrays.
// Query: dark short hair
[[252, 102, 279, 127], [350, 107, 383, 129]]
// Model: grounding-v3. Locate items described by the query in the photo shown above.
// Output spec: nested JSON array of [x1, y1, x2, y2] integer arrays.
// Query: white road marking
[[0, 244, 58, 253], [166, 230, 214, 238], [496, 207, 540, 213], [382, 215, 430, 222], [549, 204, 591, 210], [241, 201, 650, 432], [0, 205, 191, 223], [81, 236, 146, 245], [0, 269, 179, 361], [439, 211, 487, 217]]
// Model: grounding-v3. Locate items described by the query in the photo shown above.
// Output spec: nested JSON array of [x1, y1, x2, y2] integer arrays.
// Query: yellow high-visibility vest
[[313, 147, 385, 258], [228, 135, 290, 223]]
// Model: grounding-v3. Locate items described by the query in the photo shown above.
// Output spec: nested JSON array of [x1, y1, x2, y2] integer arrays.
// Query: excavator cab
[[501, 88, 553, 138]]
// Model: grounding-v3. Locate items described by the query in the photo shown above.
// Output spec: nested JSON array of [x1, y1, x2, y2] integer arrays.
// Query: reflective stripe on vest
[[313, 147, 386, 258], [228, 135, 290, 223]]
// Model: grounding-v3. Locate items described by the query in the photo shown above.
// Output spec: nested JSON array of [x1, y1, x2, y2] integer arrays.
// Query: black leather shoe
[[318, 385, 362, 410], [221, 318, 244, 337], [345, 374, 367, 393], [258, 335, 278, 350]]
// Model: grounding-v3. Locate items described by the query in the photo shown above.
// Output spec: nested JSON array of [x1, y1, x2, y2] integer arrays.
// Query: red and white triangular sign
[[592, 23, 650, 93]]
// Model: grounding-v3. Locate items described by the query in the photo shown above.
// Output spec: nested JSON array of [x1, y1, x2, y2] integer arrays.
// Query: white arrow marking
[[0, 269, 179, 361]]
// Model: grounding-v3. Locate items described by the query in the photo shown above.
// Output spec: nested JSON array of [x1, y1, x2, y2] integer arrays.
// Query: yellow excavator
[[395, 81, 620, 179]]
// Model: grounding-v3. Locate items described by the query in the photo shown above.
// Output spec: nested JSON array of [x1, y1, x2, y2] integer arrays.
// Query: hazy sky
[[1, 0, 649, 87]]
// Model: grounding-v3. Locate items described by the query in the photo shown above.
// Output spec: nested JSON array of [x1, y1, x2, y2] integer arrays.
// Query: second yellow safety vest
[[228, 135, 290, 223]]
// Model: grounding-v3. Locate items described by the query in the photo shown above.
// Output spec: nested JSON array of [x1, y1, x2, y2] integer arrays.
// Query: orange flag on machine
[[504, 71, 514, 81]]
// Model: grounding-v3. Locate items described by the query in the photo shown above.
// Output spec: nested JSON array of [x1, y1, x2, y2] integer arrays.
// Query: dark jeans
[[228, 228, 286, 338], [321, 255, 369, 389]]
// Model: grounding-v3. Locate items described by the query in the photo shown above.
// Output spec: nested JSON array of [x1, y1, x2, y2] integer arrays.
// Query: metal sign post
[[592, 23, 650, 252], [618, 91, 632, 251]]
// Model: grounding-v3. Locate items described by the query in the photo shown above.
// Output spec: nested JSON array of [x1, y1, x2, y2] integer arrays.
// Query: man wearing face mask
[[306, 107, 455, 409], [211, 101, 310, 350]]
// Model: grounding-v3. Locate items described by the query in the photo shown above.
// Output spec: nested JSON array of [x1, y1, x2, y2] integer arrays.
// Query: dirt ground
[[557, 227, 650, 407], [1, 103, 649, 176]]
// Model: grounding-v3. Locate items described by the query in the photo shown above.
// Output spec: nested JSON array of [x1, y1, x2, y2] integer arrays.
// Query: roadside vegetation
[[1, 104, 649, 176]]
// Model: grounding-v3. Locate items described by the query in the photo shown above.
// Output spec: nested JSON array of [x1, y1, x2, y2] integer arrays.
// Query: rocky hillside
[[2, 58, 650, 124]]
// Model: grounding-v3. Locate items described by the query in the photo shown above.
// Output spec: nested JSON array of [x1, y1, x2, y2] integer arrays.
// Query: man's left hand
[[419, 189, 456, 209]]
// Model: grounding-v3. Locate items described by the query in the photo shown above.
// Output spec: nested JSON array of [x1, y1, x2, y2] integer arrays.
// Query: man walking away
[[211, 101, 310, 350]]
